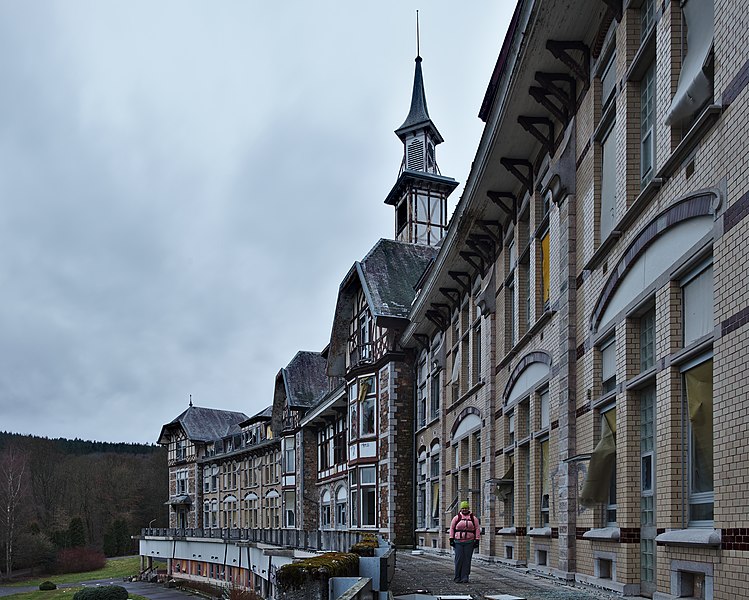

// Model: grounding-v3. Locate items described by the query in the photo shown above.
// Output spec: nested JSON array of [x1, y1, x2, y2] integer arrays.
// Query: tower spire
[[416, 10, 420, 58]]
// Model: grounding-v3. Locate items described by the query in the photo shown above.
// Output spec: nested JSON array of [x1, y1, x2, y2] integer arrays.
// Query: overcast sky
[[0, 2, 513, 444]]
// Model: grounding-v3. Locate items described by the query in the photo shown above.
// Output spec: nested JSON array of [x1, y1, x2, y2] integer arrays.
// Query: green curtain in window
[[686, 359, 713, 494], [580, 409, 617, 507]]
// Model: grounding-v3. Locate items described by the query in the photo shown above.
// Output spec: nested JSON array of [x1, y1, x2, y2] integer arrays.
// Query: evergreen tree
[[68, 517, 86, 548]]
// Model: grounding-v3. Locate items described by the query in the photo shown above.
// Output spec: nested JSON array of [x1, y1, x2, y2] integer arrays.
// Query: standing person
[[449, 500, 480, 583]]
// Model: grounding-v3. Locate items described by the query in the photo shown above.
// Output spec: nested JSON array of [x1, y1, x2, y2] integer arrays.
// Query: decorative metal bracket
[[448, 271, 472, 294], [546, 40, 590, 85], [601, 0, 622, 21], [499, 158, 534, 197], [535, 72, 576, 115], [439, 287, 462, 306], [517, 116, 555, 155], [529, 86, 569, 124]]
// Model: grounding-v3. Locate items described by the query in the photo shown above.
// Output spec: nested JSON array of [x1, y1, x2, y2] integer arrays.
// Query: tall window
[[321, 490, 332, 529], [417, 352, 428, 428], [508, 280, 516, 347], [359, 376, 376, 437], [600, 124, 617, 240], [640, 386, 656, 585], [349, 290, 372, 367], [176, 470, 188, 495], [539, 389, 550, 430], [603, 408, 618, 526], [684, 357, 713, 524], [430, 371, 440, 420], [335, 486, 347, 528], [284, 491, 296, 528], [682, 262, 714, 346], [430, 447, 440, 528], [283, 437, 296, 473], [601, 338, 617, 395], [416, 451, 427, 529], [349, 470, 359, 528], [360, 466, 377, 527], [539, 439, 550, 527], [540, 229, 550, 309], [640, 308, 656, 372], [640, 63, 656, 187]]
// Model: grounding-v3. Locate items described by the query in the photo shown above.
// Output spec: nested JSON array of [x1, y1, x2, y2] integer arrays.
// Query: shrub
[[276, 552, 359, 592], [72, 585, 128, 600], [55, 547, 107, 574], [350, 534, 379, 557], [39, 582, 57, 591]]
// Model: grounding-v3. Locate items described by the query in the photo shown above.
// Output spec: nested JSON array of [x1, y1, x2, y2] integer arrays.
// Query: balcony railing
[[140, 527, 362, 553]]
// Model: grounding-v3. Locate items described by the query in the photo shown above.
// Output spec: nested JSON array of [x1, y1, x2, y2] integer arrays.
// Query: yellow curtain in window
[[580, 408, 616, 507], [541, 232, 550, 304], [357, 379, 369, 403], [686, 359, 713, 494], [431, 481, 440, 518]]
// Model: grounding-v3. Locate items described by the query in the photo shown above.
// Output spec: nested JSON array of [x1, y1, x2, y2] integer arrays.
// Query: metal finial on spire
[[416, 10, 420, 58], [189, 394, 193, 407]]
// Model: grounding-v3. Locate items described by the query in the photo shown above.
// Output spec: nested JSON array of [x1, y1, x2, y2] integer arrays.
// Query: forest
[[0, 432, 168, 578]]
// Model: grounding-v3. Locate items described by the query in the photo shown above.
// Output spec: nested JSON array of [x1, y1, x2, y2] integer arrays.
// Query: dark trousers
[[453, 540, 475, 582]]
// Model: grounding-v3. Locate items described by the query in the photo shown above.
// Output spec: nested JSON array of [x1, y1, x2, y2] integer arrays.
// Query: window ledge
[[529, 527, 552, 537], [657, 104, 722, 180], [592, 390, 617, 410], [655, 528, 720, 547], [498, 527, 517, 536], [626, 24, 656, 82], [625, 367, 657, 390], [583, 527, 620, 541]]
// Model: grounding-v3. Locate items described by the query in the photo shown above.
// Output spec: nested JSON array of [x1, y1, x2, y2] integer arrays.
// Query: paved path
[[391, 551, 633, 600], [0, 580, 198, 600]]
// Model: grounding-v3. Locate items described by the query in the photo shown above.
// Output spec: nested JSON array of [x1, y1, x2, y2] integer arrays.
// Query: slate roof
[[239, 405, 273, 426], [158, 405, 249, 444], [395, 56, 443, 143], [282, 351, 329, 409], [359, 239, 438, 319], [327, 239, 438, 376]]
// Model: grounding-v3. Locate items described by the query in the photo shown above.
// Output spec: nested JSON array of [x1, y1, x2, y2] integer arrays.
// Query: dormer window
[[349, 289, 373, 367]]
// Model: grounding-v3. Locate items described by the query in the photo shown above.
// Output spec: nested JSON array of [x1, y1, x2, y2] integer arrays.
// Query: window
[[601, 338, 617, 395], [600, 48, 617, 109], [203, 502, 210, 528], [360, 466, 377, 527], [430, 449, 440, 528], [539, 389, 550, 429], [580, 406, 616, 522], [210, 499, 218, 528], [335, 486, 347, 528], [284, 491, 296, 528], [508, 411, 515, 445], [321, 490, 332, 529], [284, 437, 296, 473], [540, 439, 550, 527], [640, 308, 656, 372], [430, 371, 440, 420], [359, 376, 376, 436], [640, 386, 656, 585], [640, 63, 656, 187], [641, 0, 655, 42], [684, 357, 713, 524], [175, 439, 187, 461], [176, 470, 188, 495], [472, 318, 482, 385], [417, 352, 427, 428], [416, 451, 427, 529], [682, 262, 713, 346], [349, 290, 373, 366], [540, 230, 550, 308], [665, 0, 715, 126], [508, 280, 516, 347], [349, 470, 359, 528], [600, 124, 617, 240], [211, 465, 218, 491]]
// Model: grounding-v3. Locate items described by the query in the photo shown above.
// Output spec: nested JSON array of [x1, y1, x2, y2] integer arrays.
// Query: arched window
[[335, 486, 347, 528], [321, 489, 332, 529]]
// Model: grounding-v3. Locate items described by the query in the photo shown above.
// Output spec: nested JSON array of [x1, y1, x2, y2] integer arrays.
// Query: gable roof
[[327, 239, 438, 376], [282, 351, 329, 409], [158, 405, 249, 444]]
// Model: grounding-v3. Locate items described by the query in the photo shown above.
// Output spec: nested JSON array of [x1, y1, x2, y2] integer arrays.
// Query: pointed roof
[[157, 405, 249, 444], [327, 239, 438, 376], [281, 351, 329, 410], [395, 56, 443, 143]]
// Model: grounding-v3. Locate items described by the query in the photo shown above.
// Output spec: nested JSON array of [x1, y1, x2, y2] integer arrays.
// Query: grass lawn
[[7, 557, 142, 588], [3, 590, 151, 600]]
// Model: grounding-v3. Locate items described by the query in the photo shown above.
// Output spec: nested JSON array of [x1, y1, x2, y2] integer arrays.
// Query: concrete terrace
[[390, 551, 627, 600]]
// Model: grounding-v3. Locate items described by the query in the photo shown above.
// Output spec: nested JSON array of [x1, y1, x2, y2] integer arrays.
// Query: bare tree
[[0, 444, 29, 579]]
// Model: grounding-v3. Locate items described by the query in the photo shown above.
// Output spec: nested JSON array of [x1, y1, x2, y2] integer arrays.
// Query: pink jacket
[[449, 512, 480, 541]]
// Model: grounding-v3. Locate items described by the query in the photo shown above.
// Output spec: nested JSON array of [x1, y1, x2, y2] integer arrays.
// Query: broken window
[[580, 407, 617, 512], [666, 0, 715, 126]]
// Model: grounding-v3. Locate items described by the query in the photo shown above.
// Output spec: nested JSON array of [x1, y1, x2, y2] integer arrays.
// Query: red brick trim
[[619, 528, 641, 543], [576, 527, 590, 540], [722, 58, 749, 108], [724, 190, 749, 234], [722, 305, 749, 337], [722, 528, 749, 551]]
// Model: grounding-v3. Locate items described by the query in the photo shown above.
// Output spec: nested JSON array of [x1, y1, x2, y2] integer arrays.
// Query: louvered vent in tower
[[407, 139, 424, 171]]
